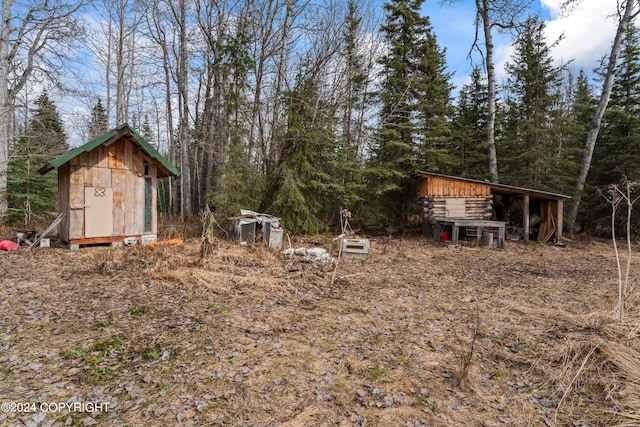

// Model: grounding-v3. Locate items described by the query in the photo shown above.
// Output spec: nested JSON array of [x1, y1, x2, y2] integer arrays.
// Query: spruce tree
[[368, 0, 453, 229], [141, 114, 154, 143], [452, 66, 489, 179], [88, 98, 108, 139], [587, 24, 640, 232], [264, 65, 339, 234], [7, 92, 68, 224], [554, 70, 595, 192], [596, 23, 640, 184], [342, 0, 368, 161], [336, 0, 369, 214], [501, 17, 563, 189]]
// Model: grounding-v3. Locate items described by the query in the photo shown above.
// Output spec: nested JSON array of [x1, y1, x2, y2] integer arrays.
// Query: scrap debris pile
[[229, 210, 283, 249], [283, 246, 330, 263]]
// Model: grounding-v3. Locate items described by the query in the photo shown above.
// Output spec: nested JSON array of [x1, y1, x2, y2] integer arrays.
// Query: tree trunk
[[116, 0, 125, 124], [0, 0, 10, 218], [203, 66, 215, 204], [477, 0, 499, 182], [178, 0, 191, 217], [248, 1, 272, 167], [105, 18, 113, 128], [568, 0, 637, 232], [147, 0, 178, 215], [266, 0, 292, 177]]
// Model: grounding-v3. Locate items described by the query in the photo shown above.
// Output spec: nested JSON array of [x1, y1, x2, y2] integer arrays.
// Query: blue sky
[[55, 0, 621, 145], [425, 0, 621, 91]]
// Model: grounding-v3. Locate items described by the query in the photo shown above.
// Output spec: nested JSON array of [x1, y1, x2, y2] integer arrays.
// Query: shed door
[[144, 177, 152, 233], [85, 186, 113, 238]]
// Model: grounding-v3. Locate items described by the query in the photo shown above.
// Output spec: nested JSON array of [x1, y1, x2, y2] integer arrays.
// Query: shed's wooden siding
[[69, 166, 84, 239], [59, 137, 159, 242], [418, 175, 492, 198]]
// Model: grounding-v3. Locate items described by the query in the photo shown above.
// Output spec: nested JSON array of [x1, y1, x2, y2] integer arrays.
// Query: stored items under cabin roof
[[414, 171, 570, 245]]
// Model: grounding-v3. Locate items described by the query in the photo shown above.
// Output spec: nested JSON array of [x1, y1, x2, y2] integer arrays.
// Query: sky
[[426, 0, 621, 91], [56, 0, 622, 145]]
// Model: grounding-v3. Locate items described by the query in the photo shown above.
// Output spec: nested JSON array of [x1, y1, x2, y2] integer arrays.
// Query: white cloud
[[542, 0, 619, 70], [494, 0, 620, 79]]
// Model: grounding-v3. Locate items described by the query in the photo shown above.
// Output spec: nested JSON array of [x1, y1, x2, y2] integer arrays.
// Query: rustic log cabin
[[415, 171, 570, 246], [38, 124, 179, 248]]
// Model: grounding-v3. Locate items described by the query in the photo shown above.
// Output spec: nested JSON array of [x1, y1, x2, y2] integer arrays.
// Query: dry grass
[[1, 236, 640, 426]]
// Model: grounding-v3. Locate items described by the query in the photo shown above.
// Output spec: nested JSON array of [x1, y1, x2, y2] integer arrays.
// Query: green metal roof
[[38, 123, 179, 178]]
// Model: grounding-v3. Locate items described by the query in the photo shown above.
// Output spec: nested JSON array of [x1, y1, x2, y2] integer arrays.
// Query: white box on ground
[[341, 238, 370, 260]]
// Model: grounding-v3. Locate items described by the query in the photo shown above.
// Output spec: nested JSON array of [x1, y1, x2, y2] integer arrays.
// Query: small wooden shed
[[38, 123, 179, 246], [415, 171, 570, 244]]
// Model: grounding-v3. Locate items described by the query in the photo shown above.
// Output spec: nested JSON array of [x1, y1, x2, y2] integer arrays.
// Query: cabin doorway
[[144, 177, 152, 233]]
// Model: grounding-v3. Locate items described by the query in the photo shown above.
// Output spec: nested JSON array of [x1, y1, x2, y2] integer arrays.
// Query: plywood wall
[[59, 137, 159, 241]]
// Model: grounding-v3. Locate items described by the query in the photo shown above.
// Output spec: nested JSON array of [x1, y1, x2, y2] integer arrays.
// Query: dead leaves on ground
[[1, 237, 640, 426]]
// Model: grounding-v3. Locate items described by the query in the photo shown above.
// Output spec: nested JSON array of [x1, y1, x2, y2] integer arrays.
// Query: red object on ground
[[440, 231, 449, 241], [0, 240, 19, 251]]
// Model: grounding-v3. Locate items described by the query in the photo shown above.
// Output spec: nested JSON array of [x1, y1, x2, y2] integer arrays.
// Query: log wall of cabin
[[62, 138, 158, 241], [419, 196, 493, 222]]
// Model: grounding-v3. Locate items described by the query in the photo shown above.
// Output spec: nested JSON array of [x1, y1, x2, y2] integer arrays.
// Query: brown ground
[[1, 234, 640, 427]]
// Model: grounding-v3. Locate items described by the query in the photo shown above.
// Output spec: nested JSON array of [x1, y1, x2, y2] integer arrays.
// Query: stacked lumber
[[537, 222, 556, 243]]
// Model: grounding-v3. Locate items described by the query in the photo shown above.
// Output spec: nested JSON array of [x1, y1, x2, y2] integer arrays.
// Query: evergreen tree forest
[[6, 92, 68, 224], [0, 0, 638, 235]]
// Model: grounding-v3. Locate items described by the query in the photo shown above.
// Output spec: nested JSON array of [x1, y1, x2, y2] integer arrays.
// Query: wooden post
[[556, 199, 563, 242], [452, 224, 460, 244], [523, 195, 530, 243]]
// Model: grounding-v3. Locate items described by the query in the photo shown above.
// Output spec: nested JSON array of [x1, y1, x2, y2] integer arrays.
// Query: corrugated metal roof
[[414, 171, 571, 200], [38, 123, 179, 178]]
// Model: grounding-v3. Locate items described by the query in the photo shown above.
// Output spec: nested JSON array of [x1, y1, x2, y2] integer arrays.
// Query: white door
[[445, 198, 466, 218], [85, 186, 113, 238]]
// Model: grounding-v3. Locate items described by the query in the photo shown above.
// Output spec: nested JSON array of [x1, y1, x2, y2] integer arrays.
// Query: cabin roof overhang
[[414, 171, 571, 201], [38, 123, 180, 178]]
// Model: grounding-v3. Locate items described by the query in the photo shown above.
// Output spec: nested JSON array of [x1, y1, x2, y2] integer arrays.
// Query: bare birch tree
[[90, 0, 142, 126], [145, 0, 178, 214], [0, 0, 85, 218], [174, 0, 192, 217], [442, 0, 532, 182], [266, 0, 293, 177], [247, 0, 286, 171], [568, 0, 640, 232]]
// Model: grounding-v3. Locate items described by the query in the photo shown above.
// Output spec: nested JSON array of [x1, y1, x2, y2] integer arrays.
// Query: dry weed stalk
[[96, 244, 172, 274], [331, 208, 353, 286], [199, 205, 221, 258], [450, 306, 480, 387], [598, 177, 640, 321]]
